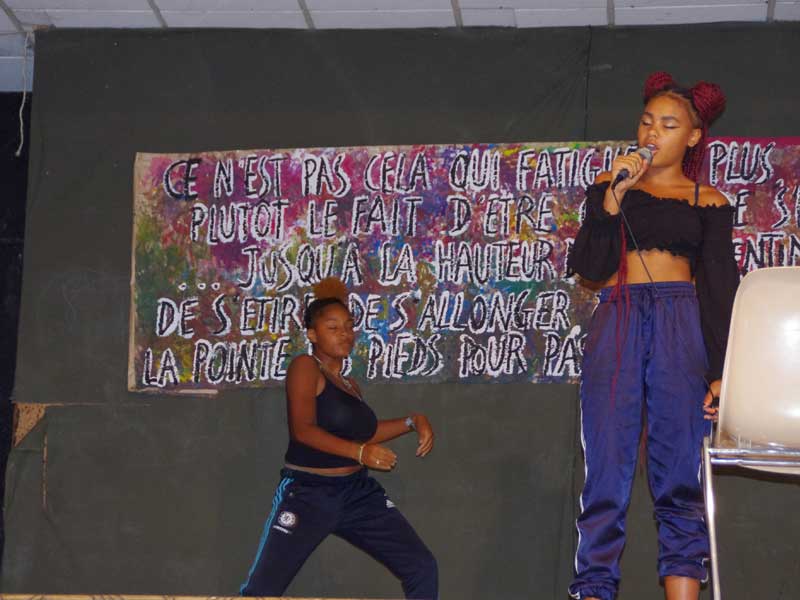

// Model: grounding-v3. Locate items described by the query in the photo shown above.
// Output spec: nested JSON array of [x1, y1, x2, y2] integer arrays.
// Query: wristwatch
[[404, 416, 416, 431]]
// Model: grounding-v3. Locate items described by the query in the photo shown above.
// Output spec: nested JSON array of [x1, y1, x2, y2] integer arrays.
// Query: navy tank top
[[284, 372, 378, 468]]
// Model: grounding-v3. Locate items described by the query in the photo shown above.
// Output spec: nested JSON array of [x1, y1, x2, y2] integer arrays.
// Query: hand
[[411, 414, 434, 457], [360, 443, 397, 471], [609, 150, 650, 196], [703, 380, 722, 421]]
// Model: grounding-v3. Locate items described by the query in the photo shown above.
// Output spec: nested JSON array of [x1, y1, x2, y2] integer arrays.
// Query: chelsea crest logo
[[278, 511, 298, 528]]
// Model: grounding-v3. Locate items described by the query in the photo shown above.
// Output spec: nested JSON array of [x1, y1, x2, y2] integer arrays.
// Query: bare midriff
[[284, 463, 363, 476], [605, 248, 692, 287]]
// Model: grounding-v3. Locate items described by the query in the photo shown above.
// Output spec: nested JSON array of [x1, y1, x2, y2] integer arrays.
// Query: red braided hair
[[643, 71, 726, 181], [607, 73, 725, 410]]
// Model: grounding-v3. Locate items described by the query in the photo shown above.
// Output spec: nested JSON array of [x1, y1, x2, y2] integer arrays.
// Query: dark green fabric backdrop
[[4, 24, 800, 599]]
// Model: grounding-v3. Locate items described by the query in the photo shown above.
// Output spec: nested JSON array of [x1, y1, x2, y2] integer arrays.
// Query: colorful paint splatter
[[129, 137, 800, 392]]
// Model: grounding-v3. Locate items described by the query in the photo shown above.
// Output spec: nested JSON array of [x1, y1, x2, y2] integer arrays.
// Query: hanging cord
[[608, 220, 630, 409], [15, 31, 32, 158], [609, 183, 716, 398]]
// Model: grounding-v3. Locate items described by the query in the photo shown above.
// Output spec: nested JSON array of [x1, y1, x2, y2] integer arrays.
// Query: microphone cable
[[608, 180, 719, 410]]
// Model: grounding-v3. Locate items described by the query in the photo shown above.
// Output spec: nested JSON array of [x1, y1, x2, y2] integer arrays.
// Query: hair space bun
[[313, 277, 349, 303], [643, 70, 726, 127], [690, 81, 726, 126], [643, 71, 676, 100]]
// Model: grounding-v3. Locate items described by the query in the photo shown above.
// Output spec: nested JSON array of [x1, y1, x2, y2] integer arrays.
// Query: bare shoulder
[[287, 354, 319, 379], [286, 354, 324, 398], [698, 185, 729, 208], [595, 171, 612, 184]]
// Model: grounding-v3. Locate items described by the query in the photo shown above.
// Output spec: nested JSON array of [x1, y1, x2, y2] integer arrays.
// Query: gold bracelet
[[357, 443, 365, 465]]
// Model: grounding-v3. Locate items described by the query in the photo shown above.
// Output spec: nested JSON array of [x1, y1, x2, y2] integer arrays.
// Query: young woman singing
[[567, 72, 737, 600]]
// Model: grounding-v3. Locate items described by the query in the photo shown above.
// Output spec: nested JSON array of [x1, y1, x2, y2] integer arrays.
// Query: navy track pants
[[569, 282, 711, 600], [240, 467, 438, 599]]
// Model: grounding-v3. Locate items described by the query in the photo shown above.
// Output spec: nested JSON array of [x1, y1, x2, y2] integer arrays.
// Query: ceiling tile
[[460, 0, 604, 7], [22, 9, 162, 27], [775, 2, 800, 19], [7, 0, 149, 8], [461, 8, 517, 26], [312, 9, 456, 28], [0, 9, 17, 30], [13, 9, 55, 27], [308, 0, 451, 9], [155, 0, 300, 10], [0, 34, 28, 55], [515, 7, 607, 26], [616, 4, 768, 25], [621, 0, 762, 5], [161, 10, 307, 27], [0, 55, 34, 91]]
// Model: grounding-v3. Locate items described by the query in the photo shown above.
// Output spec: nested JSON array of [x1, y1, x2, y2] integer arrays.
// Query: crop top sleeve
[[694, 204, 739, 382], [567, 181, 621, 281]]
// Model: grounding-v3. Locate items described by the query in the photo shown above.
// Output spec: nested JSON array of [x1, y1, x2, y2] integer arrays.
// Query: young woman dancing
[[567, 72, 737, 600], [240, 277, 438, 599]]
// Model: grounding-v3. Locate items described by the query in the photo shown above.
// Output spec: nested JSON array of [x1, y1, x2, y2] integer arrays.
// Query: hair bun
[[643, 71, 675, 101], [313, 277, 348, 303], [690, 81, 726, 125]]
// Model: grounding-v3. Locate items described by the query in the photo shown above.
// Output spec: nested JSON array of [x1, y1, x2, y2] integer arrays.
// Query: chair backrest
[[717, 267, 800, 450]]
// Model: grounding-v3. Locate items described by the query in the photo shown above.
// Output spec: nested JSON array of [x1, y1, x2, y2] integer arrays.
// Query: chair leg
[[703, 436, 721, 600]]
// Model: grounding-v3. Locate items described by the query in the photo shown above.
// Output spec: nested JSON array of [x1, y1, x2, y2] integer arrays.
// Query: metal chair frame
[[703, 440, 800, 599]]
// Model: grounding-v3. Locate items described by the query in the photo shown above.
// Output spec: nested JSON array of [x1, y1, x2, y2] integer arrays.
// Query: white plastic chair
[[703, 266, 800, 599]]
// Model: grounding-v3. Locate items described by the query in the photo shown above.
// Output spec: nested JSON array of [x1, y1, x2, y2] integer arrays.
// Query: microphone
[[611, 147, 653, 189]]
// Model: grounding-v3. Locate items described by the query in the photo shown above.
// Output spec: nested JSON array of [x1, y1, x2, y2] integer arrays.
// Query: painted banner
[[129, 137, 800, 392]]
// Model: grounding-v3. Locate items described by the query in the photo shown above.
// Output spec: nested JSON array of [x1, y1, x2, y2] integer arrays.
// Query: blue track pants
[[240, 467, 437, 599], [569, 282, 711, 600]]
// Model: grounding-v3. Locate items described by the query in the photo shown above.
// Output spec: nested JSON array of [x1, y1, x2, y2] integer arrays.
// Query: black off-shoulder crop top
[[567, 180, 740, 381]]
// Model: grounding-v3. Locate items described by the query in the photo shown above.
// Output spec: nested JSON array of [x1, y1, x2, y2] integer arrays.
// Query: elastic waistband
[[598, 281, 695, 303], [280, 466, 367, 486]]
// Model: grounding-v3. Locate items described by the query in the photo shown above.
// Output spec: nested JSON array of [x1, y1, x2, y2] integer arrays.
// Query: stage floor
[[0, 596, 388, 600]]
